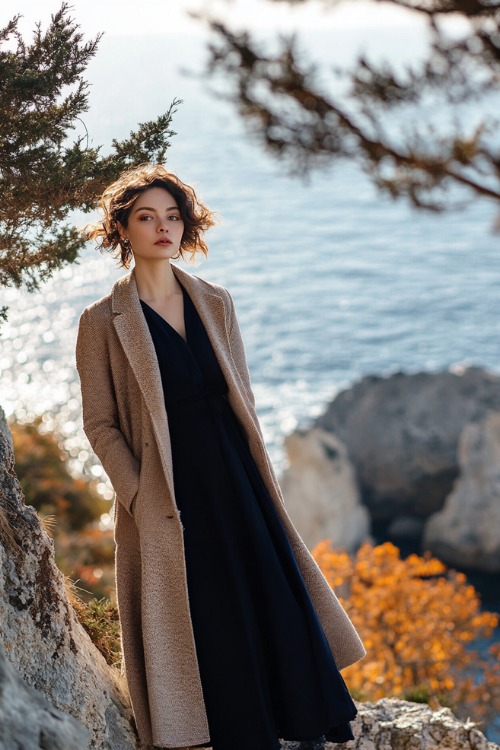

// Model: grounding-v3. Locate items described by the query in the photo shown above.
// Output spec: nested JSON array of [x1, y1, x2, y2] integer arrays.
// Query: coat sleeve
[[76, 307, 139, 517]]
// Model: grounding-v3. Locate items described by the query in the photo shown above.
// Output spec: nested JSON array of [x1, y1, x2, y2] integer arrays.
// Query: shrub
[[313, 541, 500, 726], [11, 417, 107, 531], [11, 418, 115, 599]]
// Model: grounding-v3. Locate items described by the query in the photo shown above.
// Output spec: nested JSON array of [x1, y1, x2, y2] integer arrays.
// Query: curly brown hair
[[85, 164, 216, 267]]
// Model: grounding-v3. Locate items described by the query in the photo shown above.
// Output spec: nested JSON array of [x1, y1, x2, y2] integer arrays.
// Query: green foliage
[[403, 684, 434, 704], [0, 3, 179, 295], [201, 0, 500, 212], [11, 417, 107, 531]]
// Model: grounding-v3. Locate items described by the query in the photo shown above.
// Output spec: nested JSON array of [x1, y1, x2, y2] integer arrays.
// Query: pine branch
[[200, 5, 500, 212], [0, 5, 181, 298]]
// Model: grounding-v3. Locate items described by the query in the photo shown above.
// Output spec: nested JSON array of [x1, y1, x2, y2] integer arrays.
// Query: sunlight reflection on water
[[2, 31, 500, 503]]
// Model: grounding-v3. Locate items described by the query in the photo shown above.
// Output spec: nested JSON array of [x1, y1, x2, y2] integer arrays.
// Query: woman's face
[[119, 187, 184, 264]]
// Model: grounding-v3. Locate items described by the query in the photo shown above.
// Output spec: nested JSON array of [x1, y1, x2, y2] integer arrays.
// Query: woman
[[76, 164, 365, 750]]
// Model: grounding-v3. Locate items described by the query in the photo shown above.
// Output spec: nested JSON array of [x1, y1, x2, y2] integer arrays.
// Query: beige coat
[[76, 264, 365, 749]]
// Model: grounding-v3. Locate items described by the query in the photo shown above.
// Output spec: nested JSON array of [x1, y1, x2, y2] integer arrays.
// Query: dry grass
[[65, 577, 122, 669], [0, 504, 21, 552]]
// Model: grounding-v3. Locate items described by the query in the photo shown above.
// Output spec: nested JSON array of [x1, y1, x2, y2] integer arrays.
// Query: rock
[[387, 515, 426, 541], [205, 698, 499, 749], [281, 699, 499, 749], [280, 427, 370, 551], [315, 366, 500, 521], [0, 405, 12, 452], [0, 411, 140, 749], [337, 698, 499, 750], [424, 412, 500, 572], [0, 640, 89, 749]]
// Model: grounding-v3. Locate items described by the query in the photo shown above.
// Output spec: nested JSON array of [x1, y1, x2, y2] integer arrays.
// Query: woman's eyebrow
[[133, 205, 179, 213]]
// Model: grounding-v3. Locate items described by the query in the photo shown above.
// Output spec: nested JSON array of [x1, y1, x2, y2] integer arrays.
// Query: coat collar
[[111, 263, 224, 314]]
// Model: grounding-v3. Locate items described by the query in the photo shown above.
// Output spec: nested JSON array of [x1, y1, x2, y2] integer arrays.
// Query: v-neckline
[[140, 285, 189, 346]]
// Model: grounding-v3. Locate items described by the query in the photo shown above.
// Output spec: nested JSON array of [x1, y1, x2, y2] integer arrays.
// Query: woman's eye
[[168, 215, 180, 221], [139, 215, 153, 221]]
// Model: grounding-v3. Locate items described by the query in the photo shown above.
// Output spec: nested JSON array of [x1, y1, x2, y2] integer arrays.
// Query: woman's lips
[[155, 238, 172, 245]]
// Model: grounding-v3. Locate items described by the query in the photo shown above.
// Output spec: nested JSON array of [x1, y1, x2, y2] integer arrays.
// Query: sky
[[3, 0, 423, 39]]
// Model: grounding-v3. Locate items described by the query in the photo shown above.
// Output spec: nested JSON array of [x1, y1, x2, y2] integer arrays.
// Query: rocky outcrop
[[0, 407, 139, 750], [424, 411, 500, 572], [0, 406, 12, 452], [338, 698, 498, 750], [0, 641, 89, 749], [281, 699, 498, 749], [315, 366, 500, 522], [280, 427, 370, 551]]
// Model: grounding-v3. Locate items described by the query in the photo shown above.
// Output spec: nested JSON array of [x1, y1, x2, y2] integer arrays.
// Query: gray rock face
[[339, 698, 498, 750], [281, 699, 498, 749], [0, 410, 139, 749], [424, 411, 500, 572], [0, 406, 12, 453], [316, 366, 500, 521], [387, 515, 426, 541], [280, 428, 371, 551], [0, 640, 89, 750]]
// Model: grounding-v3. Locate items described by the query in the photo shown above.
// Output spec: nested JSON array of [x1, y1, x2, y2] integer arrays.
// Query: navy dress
[[140, 282, 357, 750]]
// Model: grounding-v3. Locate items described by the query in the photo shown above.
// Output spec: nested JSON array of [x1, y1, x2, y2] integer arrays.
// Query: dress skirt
[[140, 282, 357, 750]]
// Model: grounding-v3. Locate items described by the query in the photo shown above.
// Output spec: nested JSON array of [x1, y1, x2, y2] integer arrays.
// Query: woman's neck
[[134, 260, 181, 302]]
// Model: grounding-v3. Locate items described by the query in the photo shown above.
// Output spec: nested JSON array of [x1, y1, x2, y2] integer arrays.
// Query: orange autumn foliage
[[11, 417, 107, 531], [313, 541, 500, 725], [11, 418, 115, 600]]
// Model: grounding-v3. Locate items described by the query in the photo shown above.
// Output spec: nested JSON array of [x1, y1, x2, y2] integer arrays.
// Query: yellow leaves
[[312, 541, 500, 725]]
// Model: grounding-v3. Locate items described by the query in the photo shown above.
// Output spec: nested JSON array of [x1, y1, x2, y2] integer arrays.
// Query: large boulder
[[339, 698, 498, 750], [424, 412, 500, 572], [0, 641, 89, 750], [282, 699, 498, 749], [280, 427, 371, 551], [0, 407, 139, 750], [315, 366, 500, 521]]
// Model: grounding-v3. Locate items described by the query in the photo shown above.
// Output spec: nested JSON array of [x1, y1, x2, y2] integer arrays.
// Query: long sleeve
[[75, 307, 140, 516]]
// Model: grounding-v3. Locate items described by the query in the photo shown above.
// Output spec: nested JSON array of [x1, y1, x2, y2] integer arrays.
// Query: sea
[[2, 28, 499, 466], [1, 25, 499, 740]]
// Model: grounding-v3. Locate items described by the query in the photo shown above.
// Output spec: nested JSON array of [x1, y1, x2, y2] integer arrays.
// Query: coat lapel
[[110, 264, 260, 507], [171, 265, 260, 437], [111, 271, 176, 499]]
